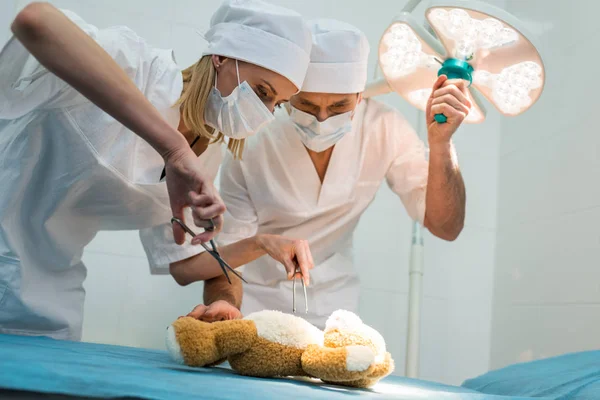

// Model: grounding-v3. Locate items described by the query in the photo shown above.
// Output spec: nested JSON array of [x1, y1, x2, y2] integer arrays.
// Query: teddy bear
[[165, 309, 394, 388]]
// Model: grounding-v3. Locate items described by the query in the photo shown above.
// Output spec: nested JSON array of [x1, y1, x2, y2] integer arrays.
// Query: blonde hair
[[177, 55, 245, 159]]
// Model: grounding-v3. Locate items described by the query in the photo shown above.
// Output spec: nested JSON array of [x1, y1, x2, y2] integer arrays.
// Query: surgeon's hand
[[426, 75, 473, 144], [185, 301, 242, 322], [164, 149, 226, 245], [256, 234, 314, 285]]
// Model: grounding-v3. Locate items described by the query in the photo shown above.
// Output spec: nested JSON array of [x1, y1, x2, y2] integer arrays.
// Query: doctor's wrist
[[427, 139, 455, 155], [253, 234, 269, 253]]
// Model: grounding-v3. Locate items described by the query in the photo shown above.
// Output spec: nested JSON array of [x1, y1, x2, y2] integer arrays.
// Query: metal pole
[[405, 93, 427, 378], [405, 221, 424, 378], [363, 0, 426, 378]]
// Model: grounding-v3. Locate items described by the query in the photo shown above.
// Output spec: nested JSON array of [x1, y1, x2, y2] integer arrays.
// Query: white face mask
[[290, 105, 354, 152], [204, 60, 275, 139]]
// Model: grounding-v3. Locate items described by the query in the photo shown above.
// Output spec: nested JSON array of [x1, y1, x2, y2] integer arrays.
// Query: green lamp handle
[[435, 59, 474, 124]]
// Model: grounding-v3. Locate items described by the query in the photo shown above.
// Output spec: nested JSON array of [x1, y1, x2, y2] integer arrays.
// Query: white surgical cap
[[302, 19, 370, 94], [202, 0, 312, 90]]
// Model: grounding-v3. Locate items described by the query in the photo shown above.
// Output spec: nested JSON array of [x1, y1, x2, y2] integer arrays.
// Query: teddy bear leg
[[301, 344, 375, 385], [366, 352, 395, 381], [167, 317, 257, 367], [329, 352, 395, 388], [228, 336, 307, 378]]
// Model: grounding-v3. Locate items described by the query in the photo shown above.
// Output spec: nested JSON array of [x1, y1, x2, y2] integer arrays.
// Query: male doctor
[[176, 19, 469, 327]]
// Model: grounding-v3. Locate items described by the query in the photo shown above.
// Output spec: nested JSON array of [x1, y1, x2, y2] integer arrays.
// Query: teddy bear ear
[[326, 310, 364, 332]]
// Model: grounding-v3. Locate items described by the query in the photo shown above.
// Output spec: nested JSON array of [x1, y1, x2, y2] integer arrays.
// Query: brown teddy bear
[[166, 309, 394, 388]]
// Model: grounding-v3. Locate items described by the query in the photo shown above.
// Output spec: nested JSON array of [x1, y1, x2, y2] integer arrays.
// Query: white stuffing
[[245, 310, 324, 348]]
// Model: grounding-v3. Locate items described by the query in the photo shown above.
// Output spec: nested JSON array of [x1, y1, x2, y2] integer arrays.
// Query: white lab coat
[[0, 10, 215, 340], [218, 99, 429, 328]]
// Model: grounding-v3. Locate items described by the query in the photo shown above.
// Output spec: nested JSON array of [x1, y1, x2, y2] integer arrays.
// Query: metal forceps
[[292, 262, 308, 314], [171, 217, 247, 285]]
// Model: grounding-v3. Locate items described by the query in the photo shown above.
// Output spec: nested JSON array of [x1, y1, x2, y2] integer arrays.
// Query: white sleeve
[[139, 207, 207, 275], [0, 10, 97, 118], [139, 151, 258, 276], [217, 152, 259, 272], [384, 109, 429, 225], [0, 9, 170, 119]]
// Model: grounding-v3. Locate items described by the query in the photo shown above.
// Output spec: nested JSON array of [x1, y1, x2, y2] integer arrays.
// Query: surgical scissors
[[292, 262, 308, 314], [170, 217, 247, 285]]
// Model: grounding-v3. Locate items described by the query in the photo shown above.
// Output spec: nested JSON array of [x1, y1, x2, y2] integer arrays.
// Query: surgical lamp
[[365, 0, 546, 123], [363, 0, 545, 379]]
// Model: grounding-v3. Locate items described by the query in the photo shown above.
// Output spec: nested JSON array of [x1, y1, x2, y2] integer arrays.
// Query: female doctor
[[0, 0, 314, 341]]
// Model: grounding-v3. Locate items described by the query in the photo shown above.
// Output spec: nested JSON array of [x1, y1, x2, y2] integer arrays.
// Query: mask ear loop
[[213, 59, 240, 91]]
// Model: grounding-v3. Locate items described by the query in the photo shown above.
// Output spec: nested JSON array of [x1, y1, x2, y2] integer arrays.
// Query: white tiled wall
[[5, 0, 506, 386], [490, 0, 600, 371]]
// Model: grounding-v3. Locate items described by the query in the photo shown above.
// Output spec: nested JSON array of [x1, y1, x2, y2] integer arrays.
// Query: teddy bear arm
[[168, 318, 256, 368], [168, 318, 220, 367], [301, 344, 375, 384], [213, 319, 258, 355]]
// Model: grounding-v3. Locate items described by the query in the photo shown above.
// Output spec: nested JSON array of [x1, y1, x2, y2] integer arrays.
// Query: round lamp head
[[378, 0, 545, 123]]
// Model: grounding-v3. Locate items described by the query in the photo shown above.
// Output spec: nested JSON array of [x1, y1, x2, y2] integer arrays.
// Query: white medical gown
[[218, 99, 428, 328], [0, 10, 219, 340]]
